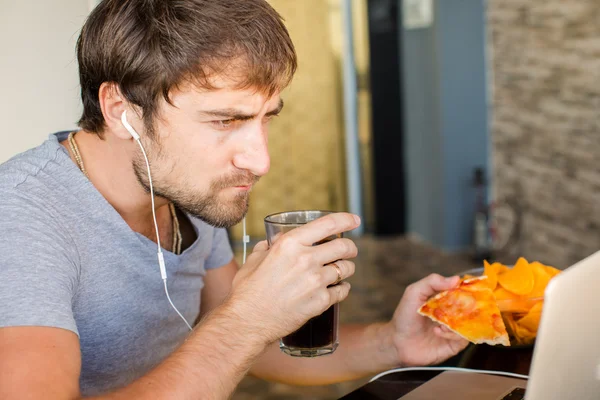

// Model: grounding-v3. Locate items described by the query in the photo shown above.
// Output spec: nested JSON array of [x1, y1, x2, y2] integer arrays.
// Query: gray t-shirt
[[0, 132, 234, 396]]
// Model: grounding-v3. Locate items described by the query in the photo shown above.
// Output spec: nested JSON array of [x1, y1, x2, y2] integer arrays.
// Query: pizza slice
[[418, 277, 510, 346]]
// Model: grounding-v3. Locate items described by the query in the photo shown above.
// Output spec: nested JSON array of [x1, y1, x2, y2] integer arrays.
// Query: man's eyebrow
[[199, 99, 284, 120], [266, 99, 284, 117]]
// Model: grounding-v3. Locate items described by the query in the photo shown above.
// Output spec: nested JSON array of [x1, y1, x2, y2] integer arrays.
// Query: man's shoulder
[[0, 133, 68, 189], [0, 132, 73, 209]]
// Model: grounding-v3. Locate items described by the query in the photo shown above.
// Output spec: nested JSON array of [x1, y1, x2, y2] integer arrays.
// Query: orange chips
[[529, 262, 552, 298], [470, 258, 561, 345], [483, 260, 508, 290], [517, 302, 543, 333], [497, 257, 535, 295]]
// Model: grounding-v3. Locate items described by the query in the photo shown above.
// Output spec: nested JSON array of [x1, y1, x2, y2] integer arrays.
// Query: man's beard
[[132, 155, 259, 228]]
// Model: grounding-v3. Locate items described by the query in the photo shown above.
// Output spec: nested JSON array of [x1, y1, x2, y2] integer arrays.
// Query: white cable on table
[[369, 366, 529, 383]]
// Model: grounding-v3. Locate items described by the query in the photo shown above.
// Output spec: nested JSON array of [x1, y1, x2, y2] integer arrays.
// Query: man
[[0, 0, 467, 398]]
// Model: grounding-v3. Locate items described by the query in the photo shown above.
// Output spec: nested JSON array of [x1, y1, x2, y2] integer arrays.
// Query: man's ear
[[98, 82, 142, 140]]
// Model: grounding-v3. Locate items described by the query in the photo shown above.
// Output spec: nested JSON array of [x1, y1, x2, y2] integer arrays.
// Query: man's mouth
[[216, 173, 260, 191], [232, 184, 253, 190]]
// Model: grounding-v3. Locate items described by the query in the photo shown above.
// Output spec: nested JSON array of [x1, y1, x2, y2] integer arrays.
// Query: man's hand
[[229, 212, 360, 345], [388, 274, 469, 367]]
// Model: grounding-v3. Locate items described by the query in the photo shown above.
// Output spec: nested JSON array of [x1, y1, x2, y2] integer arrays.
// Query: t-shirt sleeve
[[0, 191, 80, 336], [204, 227, 234, 270]]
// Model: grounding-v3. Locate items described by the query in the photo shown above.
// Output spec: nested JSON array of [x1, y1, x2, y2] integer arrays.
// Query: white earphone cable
[[134, 135, 193, 332], [134, 139, 161, 259], [163, 280, 193, 331], [242, 217, 249, 264]]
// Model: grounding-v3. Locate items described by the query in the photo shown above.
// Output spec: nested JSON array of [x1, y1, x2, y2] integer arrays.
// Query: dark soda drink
[[281, 302, 339, 351], [280, 234, 340, 356], [264, 211, 342, 357]]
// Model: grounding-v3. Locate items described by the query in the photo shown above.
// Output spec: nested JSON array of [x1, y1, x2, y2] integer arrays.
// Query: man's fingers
[[313, 238, 358, 265], [425, 273, 460, 292], [288, 213, 361, 246], [320, 260, 356, 286], [253, 240, 269, 252], [439, 325, 451, 333], [407, 273, 460, 302], [326, 281, 351, 307], [434, 325, 468, 342]]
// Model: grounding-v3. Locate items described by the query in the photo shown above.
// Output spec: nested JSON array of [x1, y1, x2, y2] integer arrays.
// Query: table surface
[[339, 343, 534, 399]]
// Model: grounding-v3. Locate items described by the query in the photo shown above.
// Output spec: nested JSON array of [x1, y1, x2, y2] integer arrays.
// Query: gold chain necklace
[[67, 131, 182, 255]]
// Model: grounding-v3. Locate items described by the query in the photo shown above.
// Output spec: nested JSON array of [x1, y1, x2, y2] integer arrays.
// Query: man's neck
[[61, 130, 171, 242]]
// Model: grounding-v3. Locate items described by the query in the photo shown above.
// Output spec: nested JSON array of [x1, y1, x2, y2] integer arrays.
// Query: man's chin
[[189, 211, 245, 229], [222, 203, 249, 227], [169, 189, 250, 228], [198, 199, 249, 228]]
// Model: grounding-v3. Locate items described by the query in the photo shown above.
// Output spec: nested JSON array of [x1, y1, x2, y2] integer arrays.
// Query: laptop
[[398, 249, 600, 400]]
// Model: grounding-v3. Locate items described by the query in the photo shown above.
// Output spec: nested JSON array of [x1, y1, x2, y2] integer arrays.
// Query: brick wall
[[489, 1, 600, 268]]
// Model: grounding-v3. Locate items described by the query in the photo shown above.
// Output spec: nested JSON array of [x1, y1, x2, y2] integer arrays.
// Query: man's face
[[132, 79, 282, 228]]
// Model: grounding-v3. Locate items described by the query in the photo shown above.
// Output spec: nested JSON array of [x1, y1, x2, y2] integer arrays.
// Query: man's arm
[[97, 299, 269, 399], [202, 264, 467, 386], [0, 327, 81, 399], [202, 260, 397, 385], [0, 299, 269, 400], [251, 323, 398, 385]]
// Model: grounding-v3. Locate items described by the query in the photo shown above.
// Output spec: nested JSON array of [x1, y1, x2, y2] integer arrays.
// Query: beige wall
[[489, 0, 600, 268], [230, 0, 348, 240], [0, 1, 90, 163]]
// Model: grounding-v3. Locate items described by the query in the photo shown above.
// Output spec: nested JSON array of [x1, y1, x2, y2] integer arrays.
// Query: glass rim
[[264, 210, 335, 225]]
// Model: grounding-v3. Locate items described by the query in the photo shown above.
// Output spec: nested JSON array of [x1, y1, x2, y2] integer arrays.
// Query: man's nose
[[232, 126, 270, 177]]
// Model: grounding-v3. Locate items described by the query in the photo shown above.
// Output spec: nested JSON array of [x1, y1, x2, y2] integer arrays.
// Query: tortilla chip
[[483, 260, 506, 290], [493, 287, 522, 301], [495, 262, 511, 274], [545, 265, 562, 277], [502, 313, 518, 337], [529, 262, 552, 298], [516, 302, 543, 333], [512, 321, 536, 345], [498, 257, 535, 295]]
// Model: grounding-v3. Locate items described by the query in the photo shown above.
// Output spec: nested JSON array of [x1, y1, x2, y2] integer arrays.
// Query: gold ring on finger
[[331, 262, 343, 285]]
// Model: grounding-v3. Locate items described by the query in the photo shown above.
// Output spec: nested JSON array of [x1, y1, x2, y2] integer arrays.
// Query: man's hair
[[77, 0, 297, 136]]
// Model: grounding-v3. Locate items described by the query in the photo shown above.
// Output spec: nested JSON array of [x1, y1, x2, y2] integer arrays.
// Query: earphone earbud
[[121, 110, 140, 140]]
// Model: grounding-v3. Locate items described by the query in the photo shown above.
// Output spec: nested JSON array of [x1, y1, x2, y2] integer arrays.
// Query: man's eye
[[263, 115, 277, 124], [211, 119, 236, 130]]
